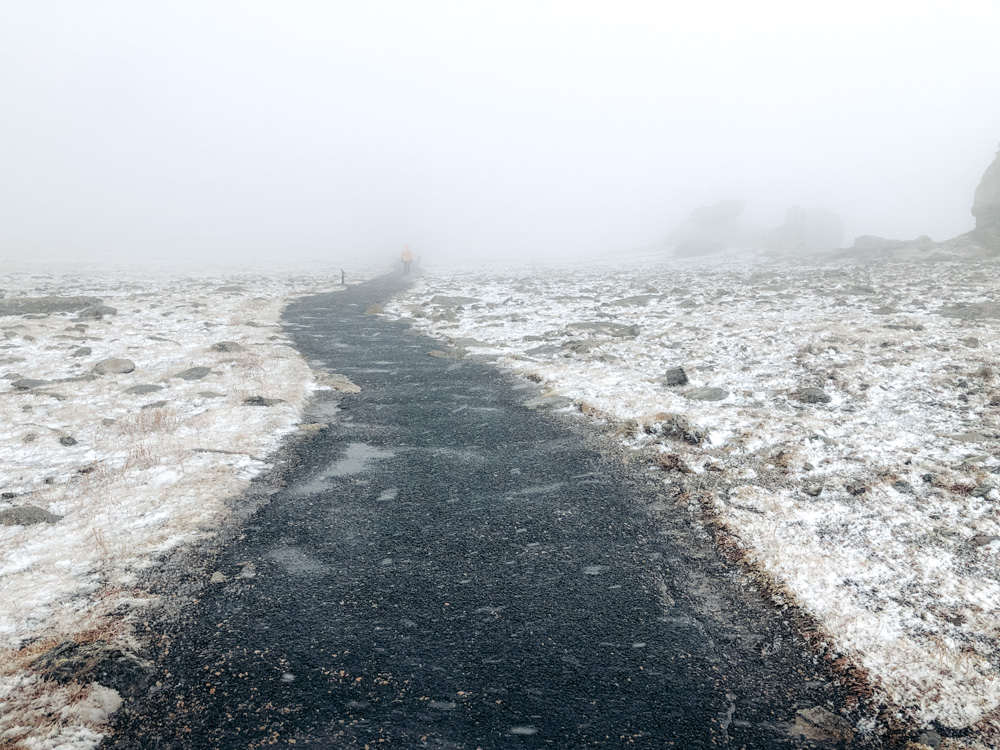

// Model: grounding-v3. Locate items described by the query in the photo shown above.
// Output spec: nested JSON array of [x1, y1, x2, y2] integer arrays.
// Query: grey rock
[[0, 296, 101, 317], [563, 338, 602, 354], [198, 390, 225, 398], [938, 302, 1000, 320], [141, 400, 168, 409], [792, 387, 832, 404], [972, 484, 995, 498], [961, 336, 981, 348], [59, 436, 78, 446], [429, 295, 480, 307], [31, 640, 152, 698], [872, 305, 898, 315], [76, 304, 117, 319], [804, 485, 823, 497], [244, 396, 284, 406], [565, 321, 640, 338], [974, 535, 1000, 547], [662, 366, 689, 387], [12, 378, 48, 390], [892, 480, 916, 494], [525, 344, 562, 356], [71, 346, 92, 357], [451, 337, 490, 348], [972, 141, 1000, 250], [364, 304, 384, 315], [684, 386, 729, 401], [2, 372, 24, 380], [93, 358, 136, 375], [524, 395, 574, 410], [172, 366, 211, 380], [0, 505, 62, 526], [606, 294, 660, 307], [211, 341, 244, 352], [125, 384, 163, 395]]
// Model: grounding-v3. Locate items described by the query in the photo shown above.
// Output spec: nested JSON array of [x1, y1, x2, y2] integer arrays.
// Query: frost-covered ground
[[0, 262, 378, 749], [387, 254, 1000, 742]]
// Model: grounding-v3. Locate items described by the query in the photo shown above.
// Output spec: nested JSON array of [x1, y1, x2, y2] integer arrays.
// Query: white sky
[[1, 1, 999, 262]]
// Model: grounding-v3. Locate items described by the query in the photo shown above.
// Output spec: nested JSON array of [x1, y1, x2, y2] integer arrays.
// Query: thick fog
[[2, 1, 999, 265]]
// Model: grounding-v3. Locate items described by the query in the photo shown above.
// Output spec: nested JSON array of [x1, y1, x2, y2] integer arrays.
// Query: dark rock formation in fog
[[972, 142, 1000, 249], [669, 200, 744, 256], [769, 206, 844, 252]]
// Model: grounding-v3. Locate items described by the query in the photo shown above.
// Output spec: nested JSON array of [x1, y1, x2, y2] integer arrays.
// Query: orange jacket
[[401, 247, 413, 262]]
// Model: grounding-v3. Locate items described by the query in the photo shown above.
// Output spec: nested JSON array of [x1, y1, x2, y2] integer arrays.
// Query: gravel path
[[106, 272, 888, 749]]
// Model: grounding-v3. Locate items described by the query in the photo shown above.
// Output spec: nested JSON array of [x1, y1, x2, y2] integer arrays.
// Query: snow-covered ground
[[387, 254, 1000, 741], [0, 262, 378, 748]]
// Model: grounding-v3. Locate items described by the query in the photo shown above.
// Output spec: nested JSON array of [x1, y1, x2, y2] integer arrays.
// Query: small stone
[[684, 386, 729, 401], [316, 373, 361, 393], [916, 730, 943, 748], [93, 358, 136, 375], [960, 337, 980, 348], [125, 384, 163, 395], [0, 506, 62, 526], [12, 378, 48, 390], [239, 564, 256, 579], [427, 350, 451, 358], [172, 366, 211, 381], [298, 422, 328, 433], [804, 484, 823, 497], [209, 572, 227, 584], [792, 387, 832, 404], [70, 346, 91, 357], [429, 295, 480, 307], [198, 391, 225, 398], [364, 304, 384, 315], [793, 706, 854, 743], [244, 396, 283, 406], [524, 395, 574, 410], [974, 534, 1000, 547], [141, 400, 168, 409], [892, 479, 916, 494], [58, 436, 78, 446], [662, 366, 689, 387], [657, 453, 695, 473], [76, 304, 117, 319], [211, 341, 244, 352], [845, 481, 868, 496]]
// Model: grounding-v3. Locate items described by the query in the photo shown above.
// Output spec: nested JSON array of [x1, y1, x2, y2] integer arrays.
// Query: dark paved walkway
[[107, 272, 874, 748]]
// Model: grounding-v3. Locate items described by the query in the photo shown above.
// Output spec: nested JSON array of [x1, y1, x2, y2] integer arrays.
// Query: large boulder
[[0, 296, 101, 317], [669, 200, 744, 255], [972, 142, 1000, 250], [769, 206, 844, 252]]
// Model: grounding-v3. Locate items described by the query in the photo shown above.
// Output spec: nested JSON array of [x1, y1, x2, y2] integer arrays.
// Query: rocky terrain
[[387, 253, 1000, 746]]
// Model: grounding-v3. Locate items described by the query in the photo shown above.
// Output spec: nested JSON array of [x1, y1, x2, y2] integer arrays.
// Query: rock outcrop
[[769, 206, 844, 252], [669, 200, 744, 256], [972, 142, 1000, 250]]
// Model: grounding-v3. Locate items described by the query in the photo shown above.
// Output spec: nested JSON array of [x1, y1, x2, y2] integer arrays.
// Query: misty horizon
[[2, 1, 999, 264]]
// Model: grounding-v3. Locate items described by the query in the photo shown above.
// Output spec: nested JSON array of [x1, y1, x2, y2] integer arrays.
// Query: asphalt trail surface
[[108, 273, 873, 748]]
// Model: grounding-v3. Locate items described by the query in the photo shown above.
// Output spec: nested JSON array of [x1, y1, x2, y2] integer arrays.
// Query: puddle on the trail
[[293, 443, 394, 496], [309, 399, 341, 419], [266, 545, 330, 576]]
